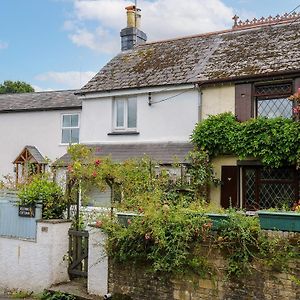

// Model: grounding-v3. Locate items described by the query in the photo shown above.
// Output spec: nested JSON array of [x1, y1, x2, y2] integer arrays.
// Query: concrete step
[[48, 278, 102, 300]]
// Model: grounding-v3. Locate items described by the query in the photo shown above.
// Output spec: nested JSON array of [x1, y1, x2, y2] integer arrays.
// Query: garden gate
[[68, 229, 89, 278]]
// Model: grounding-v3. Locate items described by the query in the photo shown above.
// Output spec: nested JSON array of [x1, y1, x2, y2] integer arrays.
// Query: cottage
[[0, 90, 81, 177], [70, 8, 300, 210]]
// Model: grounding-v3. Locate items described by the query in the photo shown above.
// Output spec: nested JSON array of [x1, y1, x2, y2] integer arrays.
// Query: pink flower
[[127, 219, 132, 225], [92, 171, 97, 177], [95, 159, 102, 166], [95, 220, 103, 228], [67, 165, 73, 173]]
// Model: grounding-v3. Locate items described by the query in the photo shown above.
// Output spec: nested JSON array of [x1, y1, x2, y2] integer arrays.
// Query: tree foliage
[[0, 80, 34, 94]]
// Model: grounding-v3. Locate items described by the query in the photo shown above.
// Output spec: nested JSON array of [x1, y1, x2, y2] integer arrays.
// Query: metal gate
[[68, 229, 89, 278]]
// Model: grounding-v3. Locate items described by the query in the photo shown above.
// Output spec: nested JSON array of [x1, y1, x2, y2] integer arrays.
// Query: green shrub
[[18, 175, 66, 219]]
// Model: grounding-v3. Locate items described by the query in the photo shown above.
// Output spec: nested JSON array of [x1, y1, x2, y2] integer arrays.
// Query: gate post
[[87, 226, 108, 296]]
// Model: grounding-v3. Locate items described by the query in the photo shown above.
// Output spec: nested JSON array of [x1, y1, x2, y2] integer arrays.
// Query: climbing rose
[[95, 159, 102, 166]]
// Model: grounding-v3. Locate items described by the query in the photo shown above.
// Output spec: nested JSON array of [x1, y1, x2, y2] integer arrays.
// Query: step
[[48, 279, 102, 300]]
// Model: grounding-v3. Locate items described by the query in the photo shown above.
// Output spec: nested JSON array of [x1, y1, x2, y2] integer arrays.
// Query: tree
[[0, 80, 34, 94]]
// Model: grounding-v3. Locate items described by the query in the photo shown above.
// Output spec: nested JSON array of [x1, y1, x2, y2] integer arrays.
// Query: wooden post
[[15, 164, 19, 186]]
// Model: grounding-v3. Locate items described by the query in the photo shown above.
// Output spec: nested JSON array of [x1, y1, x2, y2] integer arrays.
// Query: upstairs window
[[61, 114, 79, 144], [114, 97, 137, 130], [255, 83, 293, 118]]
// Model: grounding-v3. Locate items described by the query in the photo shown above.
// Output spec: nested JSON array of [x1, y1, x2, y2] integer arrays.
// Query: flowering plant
[[289, 88, 300, 121], [292, 200, 300, 212]]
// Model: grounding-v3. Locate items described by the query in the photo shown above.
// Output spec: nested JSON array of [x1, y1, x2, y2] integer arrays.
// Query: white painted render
[[201, 84, 235, 119], [80, 88, 200, 144], [0, 220, 71, 292], [0, 109, 81, 178], [87, 227, 108, 296]]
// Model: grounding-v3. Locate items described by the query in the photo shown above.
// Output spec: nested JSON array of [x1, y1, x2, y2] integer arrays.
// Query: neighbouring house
[[57, 7, 300, 210], [0, 90, 81, 179]]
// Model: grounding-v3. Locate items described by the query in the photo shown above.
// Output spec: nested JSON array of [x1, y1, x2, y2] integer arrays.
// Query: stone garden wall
[[107, 232, 300, 300]]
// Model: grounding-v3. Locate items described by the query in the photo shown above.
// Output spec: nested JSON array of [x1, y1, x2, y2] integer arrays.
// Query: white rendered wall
[[88, 227, 108, 296], [0, 109, 81, 178], [80, 88, 199, 144], [0, 220, 71, 292]]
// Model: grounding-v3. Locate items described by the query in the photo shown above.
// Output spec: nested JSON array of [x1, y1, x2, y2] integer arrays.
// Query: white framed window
[[113, 97, 137, 130], [61, 113, 80, 144]]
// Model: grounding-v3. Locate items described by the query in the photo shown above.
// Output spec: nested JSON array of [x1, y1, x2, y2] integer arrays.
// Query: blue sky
[[0, 0, 299, 91]]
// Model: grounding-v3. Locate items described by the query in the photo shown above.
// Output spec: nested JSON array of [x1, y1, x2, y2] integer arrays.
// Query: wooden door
[[221, 166, 238, 208]]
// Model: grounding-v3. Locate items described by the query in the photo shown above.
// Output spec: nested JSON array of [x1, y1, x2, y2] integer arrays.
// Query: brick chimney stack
[[120, 5, 147, 51]]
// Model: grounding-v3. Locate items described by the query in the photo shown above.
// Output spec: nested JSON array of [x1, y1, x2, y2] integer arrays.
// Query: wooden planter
[[258, 211, 300, 232]]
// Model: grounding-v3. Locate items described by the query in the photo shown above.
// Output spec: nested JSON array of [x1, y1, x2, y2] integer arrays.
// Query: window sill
[[107, 131, 140, 136]]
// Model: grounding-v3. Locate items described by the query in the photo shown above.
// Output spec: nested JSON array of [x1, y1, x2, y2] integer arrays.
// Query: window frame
[[113, 97, 137, 131], [253, 81, 294, 119], [61, 113, 80, 145], [242, 166, 299, 210]]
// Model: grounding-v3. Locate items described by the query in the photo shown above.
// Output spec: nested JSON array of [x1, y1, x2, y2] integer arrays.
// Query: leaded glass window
[[255, 83, 293, 119], [243, 167, 298, 210]]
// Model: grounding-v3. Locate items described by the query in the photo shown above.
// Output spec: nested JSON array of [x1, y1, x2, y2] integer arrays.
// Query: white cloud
[[69, 27, 119, 53], [32, 85, 54, 92], [65, 0, 234, 54], [35, 71, 97, 89], [0, 41, 8, 49]]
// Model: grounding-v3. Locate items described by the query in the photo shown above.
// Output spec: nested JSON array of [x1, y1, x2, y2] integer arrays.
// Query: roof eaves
[[0, 105, 82, 114], [197, 69, 300, 86]]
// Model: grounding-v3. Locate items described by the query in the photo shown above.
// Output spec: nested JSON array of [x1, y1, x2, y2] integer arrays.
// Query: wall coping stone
[[37, 219, 72, 224]]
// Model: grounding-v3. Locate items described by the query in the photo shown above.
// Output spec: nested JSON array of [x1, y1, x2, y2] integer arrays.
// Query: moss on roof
[[80, 21, 300, 93]]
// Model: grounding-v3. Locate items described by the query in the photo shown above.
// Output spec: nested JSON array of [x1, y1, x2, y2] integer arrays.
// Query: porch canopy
[[13, 145, 47, 183]]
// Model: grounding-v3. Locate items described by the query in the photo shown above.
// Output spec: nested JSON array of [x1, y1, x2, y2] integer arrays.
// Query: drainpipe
[[197, 84, 203, 122]]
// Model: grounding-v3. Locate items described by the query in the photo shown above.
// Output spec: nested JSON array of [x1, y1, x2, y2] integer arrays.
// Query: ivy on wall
[[191, 112, 300, 167]]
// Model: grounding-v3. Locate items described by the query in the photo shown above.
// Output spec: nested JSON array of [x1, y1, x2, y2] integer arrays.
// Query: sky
[[0, 0, 299, 91]]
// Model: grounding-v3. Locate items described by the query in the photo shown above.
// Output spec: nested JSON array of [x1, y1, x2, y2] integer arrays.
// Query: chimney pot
[[120, 5, 147, 51]]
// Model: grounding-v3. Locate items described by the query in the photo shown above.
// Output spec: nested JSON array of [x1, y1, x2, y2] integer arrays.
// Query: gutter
[[0, 106, 82, 114], [197, 69, 300, 87]]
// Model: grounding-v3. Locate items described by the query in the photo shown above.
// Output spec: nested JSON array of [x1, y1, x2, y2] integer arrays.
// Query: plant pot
[[190, 212, 229, 230], [258, 211, 300, 232], [116, 212, 142, 227], [205, 213, 229, 230]]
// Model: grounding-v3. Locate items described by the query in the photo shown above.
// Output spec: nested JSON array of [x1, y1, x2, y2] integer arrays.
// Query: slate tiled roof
[[0, 90, 81, 113], [54, 142, 194, 166], [80, 21, 300, 94], [13, 145, 47, 164]]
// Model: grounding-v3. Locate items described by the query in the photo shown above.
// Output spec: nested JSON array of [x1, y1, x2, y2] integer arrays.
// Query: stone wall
[[0, 220, 71, 292], [108, 252, 300, 300]]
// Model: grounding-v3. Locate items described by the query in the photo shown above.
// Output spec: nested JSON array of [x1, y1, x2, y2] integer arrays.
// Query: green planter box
[[258, 211, 300, 232], [190, 213, 229, 230], [205, 213, 229, 230], [116, 212, 142, 227]]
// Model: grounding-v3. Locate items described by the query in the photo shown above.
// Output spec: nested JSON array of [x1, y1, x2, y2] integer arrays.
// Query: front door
[[221, 166, 238, 208]]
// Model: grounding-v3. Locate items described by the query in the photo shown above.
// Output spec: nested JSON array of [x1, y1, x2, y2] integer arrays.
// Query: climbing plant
[[191, 112, 300, 167]]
